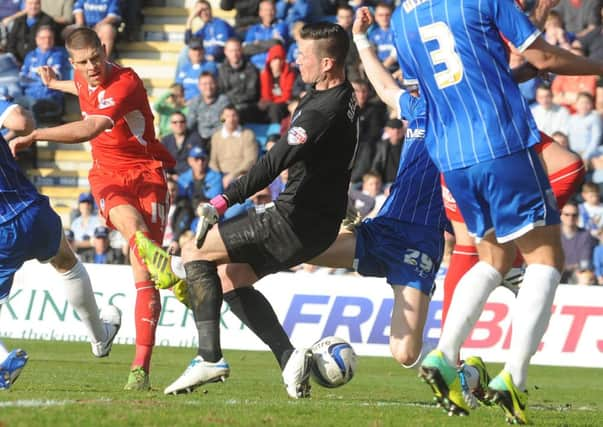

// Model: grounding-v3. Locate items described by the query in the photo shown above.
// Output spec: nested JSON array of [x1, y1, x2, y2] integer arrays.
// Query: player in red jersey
[[10, 27, 176, 390]]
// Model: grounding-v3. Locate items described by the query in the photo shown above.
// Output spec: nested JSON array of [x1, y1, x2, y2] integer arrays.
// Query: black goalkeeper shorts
[[219, 203, 337, 278]]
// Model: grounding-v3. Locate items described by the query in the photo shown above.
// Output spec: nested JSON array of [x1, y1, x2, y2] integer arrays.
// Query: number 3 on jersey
[[419, 22, 464, 89]]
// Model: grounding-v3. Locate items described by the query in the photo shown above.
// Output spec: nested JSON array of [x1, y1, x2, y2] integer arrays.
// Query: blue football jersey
[[391, 0, 542, 172], [378, 91, 447, 231], [0, 133, 42, 224]]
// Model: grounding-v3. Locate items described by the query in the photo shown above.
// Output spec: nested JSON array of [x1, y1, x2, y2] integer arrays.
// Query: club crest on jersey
[[287, 126, 307, 145], [97, 90, 115, 109]]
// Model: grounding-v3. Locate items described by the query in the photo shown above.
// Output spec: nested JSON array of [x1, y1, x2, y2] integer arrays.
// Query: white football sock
[[504, 264, 560, 390], [171, 255, 186, 279], [438, 261, 501, 365], [0, 337, 9, 363], [60, 261, 107, 343]]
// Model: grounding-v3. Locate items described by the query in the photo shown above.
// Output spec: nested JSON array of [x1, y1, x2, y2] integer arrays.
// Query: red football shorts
[[88, 164, 169, 243]]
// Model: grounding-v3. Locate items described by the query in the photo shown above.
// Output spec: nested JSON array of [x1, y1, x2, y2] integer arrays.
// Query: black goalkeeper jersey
[[223, 80, 359, 237]]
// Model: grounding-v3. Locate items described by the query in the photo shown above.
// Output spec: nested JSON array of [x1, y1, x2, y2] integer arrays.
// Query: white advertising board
[[1, 261, 602, 368]]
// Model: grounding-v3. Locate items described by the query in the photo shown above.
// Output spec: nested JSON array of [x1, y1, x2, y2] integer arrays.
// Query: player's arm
[[522, 37, 603, 75], [353, 8, 402, 113], [3, 106, 35, 138], [223, 110, 326, 206], [38, 65, 77, 95], [9, 117, 112, 156]]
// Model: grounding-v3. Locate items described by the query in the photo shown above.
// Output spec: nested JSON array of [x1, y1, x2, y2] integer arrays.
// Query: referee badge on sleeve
[[287, 126, 307, 145]]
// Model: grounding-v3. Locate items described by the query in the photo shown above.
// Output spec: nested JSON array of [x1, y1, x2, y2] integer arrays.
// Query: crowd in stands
[[1, 0, 603, 284]]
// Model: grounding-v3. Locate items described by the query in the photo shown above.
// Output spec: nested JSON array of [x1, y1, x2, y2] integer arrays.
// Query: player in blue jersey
[[73, 0, 121, 58], [367, 2, 397, 72], [243, 0, 289, 70], [391, 0, 603, 423], [0, 111, 121, 390]]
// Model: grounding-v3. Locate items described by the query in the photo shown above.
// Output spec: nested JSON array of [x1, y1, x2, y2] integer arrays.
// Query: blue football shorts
[[0, 197, 62, 304], [442, 147, 560, 243], [354, 216, 444, 295]]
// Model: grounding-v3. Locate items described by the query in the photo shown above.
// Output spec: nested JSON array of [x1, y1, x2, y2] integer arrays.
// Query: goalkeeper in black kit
[[135, 21, 359, 398]]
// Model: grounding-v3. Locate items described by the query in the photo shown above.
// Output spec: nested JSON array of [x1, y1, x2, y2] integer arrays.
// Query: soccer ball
[[310, 336, 357, 388]]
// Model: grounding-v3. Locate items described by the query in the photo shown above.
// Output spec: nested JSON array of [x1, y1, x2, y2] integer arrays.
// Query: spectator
[[186, 71, 230, 147], [80, 226, 126, 264], [72, 0, 121, 59], [592, 227, 603, 284], [350, 79, 387, 183], [0, 1, 24, 28], [243, 0, 289, 70], [70, 191, 102, 250], [259, 43, 296, 123], [543, 10, 575, 50], [17, 25, 69, 125], [119, 0, 142, 42], [371, 118, 405, 185], [368, 2, 397, 72], [573, 260, 597, 285], [217, 37, 261, 124], [567, 92, 602, 160], [286, 20, 304, 65], [530, 84, 571, 136], [554, 0, 600, 37], [209, 105, 258, 189], [352, 171, 384, 218], [276, 0, 310, 36], [219, 0, 260, 36], [551, 44, 598, 109], [41, 0, 74, 37], [153, 83, 187, 139], [560, 201, 597, 283], [175, 38, 218, 101], [336, 4, 362, 81], [575, 7, 603, 62], [7, 0, 55, 64], [177, 146, 222, 208], [185, 0, 234, 62], [161, 111, 204, 176], [578, 182, 603, 235]]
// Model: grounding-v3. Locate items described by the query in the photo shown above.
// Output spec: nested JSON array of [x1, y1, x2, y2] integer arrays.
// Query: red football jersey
[[74, 63, 175, 169]]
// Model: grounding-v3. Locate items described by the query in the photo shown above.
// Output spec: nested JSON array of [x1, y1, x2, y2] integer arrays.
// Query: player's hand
[[38, 66, 58, 88], [194, 195, 228, 249], [9, 134, 34, 157], [353, 7, 373, 35]]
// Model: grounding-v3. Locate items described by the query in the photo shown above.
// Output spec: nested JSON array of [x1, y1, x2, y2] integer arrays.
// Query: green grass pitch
[[0, 339, 601, 426]]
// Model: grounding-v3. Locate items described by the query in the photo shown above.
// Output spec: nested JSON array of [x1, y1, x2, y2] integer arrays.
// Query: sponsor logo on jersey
[[287, 126, 307, 145], [406, 127, 425, 139], [97, 90, 115, 109]]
